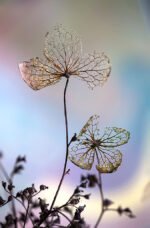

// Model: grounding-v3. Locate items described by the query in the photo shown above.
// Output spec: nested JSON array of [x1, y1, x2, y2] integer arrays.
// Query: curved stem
[[94, 172, 104, 228], [23, 200, 30, 228], [98, 172, 104, 208], [49, 77, 69, 211], [11, 189, 18, 228], [57, 210, 72, 223], [0, 162, 10, 182], [0, 162, 18, 228], [37, 77, 69, 226], [10, 181, 18, 228], [94, 152, 105, 228]]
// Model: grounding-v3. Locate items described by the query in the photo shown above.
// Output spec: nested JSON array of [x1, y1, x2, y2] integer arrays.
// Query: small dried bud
[[16, 191, 23, 198], [78, 205, 86, 212], [83, 194, 91, 200], [74, 187, 81, 195], [8, 183, 15, 192], [123, 207, 132, 213], [117, 206, 123, 215], [103, 199, 114, 207], [19, 212, 26, 222], [80, 181, 87, 188], [74, 205, 86, 221], [2, 181, 7, 190], [128, 213, 136, 218], [5, 214, 14, 224], [123, 207, 135, 218], [70, 133, 77, 143], [38, 198, 49, 211], [65, 169, 70, 175], [0, 196, 6, 205], [7, 195, 13, 202], [87, 174, 98, 188], [12, 165, 24, 175], [80, 175, 87, 182], [69, 197, 80, 205], [40, 185, 48, 191], [16, 155, 26, 163], [24, 184, 37, 197]]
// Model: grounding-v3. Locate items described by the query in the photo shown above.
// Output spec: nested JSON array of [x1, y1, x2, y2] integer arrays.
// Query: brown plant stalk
[[37, 77, 70, 226]]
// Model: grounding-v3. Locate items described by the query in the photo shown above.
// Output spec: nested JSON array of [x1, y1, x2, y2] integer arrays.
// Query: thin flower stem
[[105, 208, 118, 212], [49, 77, 69, 211], [37, 77, 70, 226], [13, 195, 34, 225], [10, 182, 18, 228], [0, 162, 18, 228], [0, 162, 10, 182], [0, 201, 9, 208], [4, 189, 26, 210], [23, 200, 30, 228], [4, 188, 33, 225], [94, 172, 105, 228], [11, 192, 18, 228], [57, 210, 72, 223], [98, 172, 104, 205], [95, 210, 104, 228], [49, 188, 77, 213]]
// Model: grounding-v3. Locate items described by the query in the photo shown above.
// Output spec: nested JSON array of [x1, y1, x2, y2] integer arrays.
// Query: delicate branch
[[37, 77, 70, 226], [0, 161, 10, 182], [0, 25, 133, 228], [23, 200, 30, 228], [49, 77, 69, 211], [94, 171, 104, 228], [0, 162, 18, 228], [57, 210, 72, 223], [3, 186, 35, 226]]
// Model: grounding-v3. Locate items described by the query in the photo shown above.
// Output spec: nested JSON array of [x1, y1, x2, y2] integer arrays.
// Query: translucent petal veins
[[69, 116, 130, 173], [78, 115, 100, 138], [69, 116, 99, 170], [78, 52, 111, 89], [44, 25, 82, 74], [70, 149, 95, 170], [19, 25, 111, 90], [100, 127, 130, 147], [96, 149, 123, 173], [19, 58, 61, 90]]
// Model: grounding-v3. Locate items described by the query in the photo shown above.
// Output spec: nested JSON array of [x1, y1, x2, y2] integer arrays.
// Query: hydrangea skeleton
[[17, 25, 132, 227], [69, 115, 130, 173], [19, 25, 111, 90]]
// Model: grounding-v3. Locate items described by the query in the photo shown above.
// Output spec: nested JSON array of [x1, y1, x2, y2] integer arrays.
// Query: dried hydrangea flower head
[[69, 115, 130, 173], [19, 25, 111, 90]]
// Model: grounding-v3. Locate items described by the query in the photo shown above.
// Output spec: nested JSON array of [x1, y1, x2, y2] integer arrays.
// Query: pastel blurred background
[[0, 0, 150, 227]]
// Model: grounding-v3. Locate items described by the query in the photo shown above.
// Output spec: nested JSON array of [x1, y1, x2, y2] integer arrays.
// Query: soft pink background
[[0, 0, 150, 227]]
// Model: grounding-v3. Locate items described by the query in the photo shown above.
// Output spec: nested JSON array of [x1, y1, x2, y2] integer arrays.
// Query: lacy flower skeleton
[[16, 25, 133, 227], [19, 25, 111, 90], [69, 115, 130, 173]]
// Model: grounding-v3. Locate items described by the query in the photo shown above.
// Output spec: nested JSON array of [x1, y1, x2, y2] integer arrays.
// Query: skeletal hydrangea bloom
[[19, 25, 111, 90], [69, 115, 130, 173]]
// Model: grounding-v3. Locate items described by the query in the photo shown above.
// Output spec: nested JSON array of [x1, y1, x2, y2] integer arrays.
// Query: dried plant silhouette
[[0, 25, 135, 227]]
